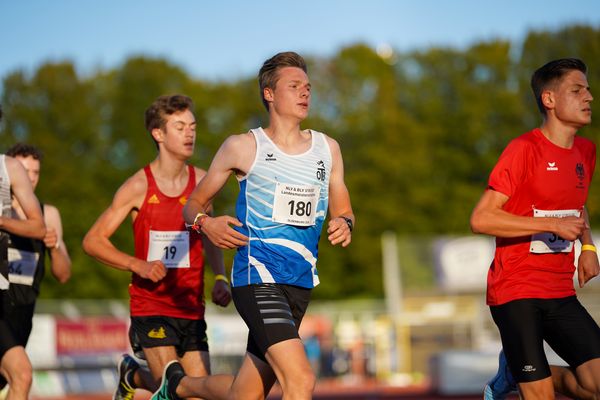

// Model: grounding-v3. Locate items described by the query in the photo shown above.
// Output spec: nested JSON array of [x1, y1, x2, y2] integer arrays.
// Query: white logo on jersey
[[546, 162, 558, 171]]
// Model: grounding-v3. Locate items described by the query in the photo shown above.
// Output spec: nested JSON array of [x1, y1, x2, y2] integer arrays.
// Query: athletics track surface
[[31, 381, 547, 400]]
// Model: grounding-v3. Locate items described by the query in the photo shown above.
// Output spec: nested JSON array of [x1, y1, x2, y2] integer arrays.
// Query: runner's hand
[[554, 216, 588, 241], [212, 280, 232, 307], [202, 216, 248, 249], [131, 259, 167, 282], [578, 250, 600, 288], [327, 217, 352, 247], [43, 227, 58, 249]]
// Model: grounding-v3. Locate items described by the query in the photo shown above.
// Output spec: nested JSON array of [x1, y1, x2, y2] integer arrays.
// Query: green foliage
[[1, 25, 599, 300]]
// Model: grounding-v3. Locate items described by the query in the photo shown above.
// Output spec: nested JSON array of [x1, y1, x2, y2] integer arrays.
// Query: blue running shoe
[[484, 350, 517, 400], [150, 360, 185, 400], [113, 354, 139, 400]]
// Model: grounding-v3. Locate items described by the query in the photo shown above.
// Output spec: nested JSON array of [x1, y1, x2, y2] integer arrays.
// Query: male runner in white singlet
[[151, 52, 354, 400]]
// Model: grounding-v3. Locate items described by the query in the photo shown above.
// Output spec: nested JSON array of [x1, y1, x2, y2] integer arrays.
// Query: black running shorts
[[232, 283, 311, 362], [129, 315, 208, 359], [0, 301, 34, 359], [490, 296, 600, 383]]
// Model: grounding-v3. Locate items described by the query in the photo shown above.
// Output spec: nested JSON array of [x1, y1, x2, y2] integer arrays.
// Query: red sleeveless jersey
[[129, 165, 205, 319]]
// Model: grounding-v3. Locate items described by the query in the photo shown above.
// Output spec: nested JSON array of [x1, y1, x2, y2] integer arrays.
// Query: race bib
[[147, 230, 190, 268], [530, 209, 581, 254], [272, 183, 320, 226], [8, 248, 39, 286]]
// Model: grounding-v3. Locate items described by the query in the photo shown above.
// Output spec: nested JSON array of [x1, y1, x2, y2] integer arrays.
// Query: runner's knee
[[282, 367, 315, 395], [9, 365, 32, 391]]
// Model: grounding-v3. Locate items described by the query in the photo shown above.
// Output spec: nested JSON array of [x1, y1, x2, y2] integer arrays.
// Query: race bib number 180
[[272, 183, 320, 226], [530, 209, 581, 254]]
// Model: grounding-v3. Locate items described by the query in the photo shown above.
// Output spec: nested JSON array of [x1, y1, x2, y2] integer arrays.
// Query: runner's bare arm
[[0, 156, 45, 239], [577, 206, 599, 288], [191, 167, 232, 305], [82, 172, 167, 282], [470, 189, 587, 240], [202, 235, 232, 306], [184, 134, 254, 248], [43, 204, 71, 283], [326, 137, 354, 247]]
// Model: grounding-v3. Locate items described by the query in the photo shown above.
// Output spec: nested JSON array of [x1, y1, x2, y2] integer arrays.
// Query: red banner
[[56, 317, 129, 355]]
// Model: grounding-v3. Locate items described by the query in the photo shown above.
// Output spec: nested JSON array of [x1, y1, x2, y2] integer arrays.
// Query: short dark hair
[[531, 58, 587, 115], [6, 143, 43, 161], [258, 52, 307, 111], [144, 95, 194, 148], [145, 94, 194, 133]]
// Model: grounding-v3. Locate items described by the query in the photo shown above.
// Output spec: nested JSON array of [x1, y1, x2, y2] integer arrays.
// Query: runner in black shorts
[[471, 58, 600, 399], [0, 116, 46, 400], [0, 109, 47, 400], [83, 95, 231, 400], [0, 144, 72, 399], [151, 52, 355, 400]]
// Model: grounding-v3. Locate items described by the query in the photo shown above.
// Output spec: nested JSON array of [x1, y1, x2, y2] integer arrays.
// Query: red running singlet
[[130, 165, 205, 319]]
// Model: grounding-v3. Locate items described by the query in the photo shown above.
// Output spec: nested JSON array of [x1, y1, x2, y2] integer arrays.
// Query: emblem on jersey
[[316, 160, 326, 181], [148, 194, 160, 204], [576, 163, 585, 180], [265, 153, 277, 161], [576, 163, 585, 189], [179, 196, 187, 205], [546, 162, 558, 171]]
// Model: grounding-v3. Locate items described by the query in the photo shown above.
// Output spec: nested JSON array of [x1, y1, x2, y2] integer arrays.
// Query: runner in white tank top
[[0, 144, 45, 400], [168, 52, 355, 400]]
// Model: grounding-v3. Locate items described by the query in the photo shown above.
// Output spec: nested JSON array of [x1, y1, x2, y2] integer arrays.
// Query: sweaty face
[[545, 70, 593, 128], [15, 155, 40, 190]]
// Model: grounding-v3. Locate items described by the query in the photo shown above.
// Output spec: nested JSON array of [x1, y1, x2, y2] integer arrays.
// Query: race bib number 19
[[530, 209, 581, 253], [272, 183, 320, 226], [147, 230, 190, 268]]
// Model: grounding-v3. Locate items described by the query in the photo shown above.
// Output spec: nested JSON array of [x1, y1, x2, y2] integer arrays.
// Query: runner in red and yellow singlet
[[83, 95, 231, 400]]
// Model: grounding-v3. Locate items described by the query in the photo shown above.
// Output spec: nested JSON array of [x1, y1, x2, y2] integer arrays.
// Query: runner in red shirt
[[471, 59, 600, 399], [83, 95, 231, 400]]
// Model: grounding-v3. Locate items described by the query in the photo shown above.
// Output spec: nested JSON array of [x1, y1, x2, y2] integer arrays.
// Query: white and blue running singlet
[[0, 155, 10, 220], [232, 128, 332, 288], [0, 155, 12, 290]]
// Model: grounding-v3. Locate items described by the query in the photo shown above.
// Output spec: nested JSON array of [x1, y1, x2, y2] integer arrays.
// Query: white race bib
[[8, 248, 39, 286], [530, 209, 581, 253], [272, 183, 320, 226], [147, 230, 190, 268]]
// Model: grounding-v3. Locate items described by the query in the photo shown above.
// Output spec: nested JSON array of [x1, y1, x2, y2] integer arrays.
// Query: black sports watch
[[340, 216, 353, 232]]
